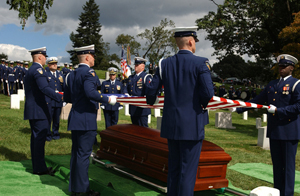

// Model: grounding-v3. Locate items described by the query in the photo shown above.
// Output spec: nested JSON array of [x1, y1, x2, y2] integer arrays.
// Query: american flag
[[121, 45, 131, 79], [113, 95, 268, 110]]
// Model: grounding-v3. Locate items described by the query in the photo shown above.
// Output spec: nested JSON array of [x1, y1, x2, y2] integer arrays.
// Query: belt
[[8, 74, 14, 76]]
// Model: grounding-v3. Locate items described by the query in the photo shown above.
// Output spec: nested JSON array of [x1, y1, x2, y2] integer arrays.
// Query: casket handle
[[114, 149, 117, 155], [141, 157, 144, 164], [107, 146, 110, 152], [132, 154, 135, 161], [162, 164, 166, 172]]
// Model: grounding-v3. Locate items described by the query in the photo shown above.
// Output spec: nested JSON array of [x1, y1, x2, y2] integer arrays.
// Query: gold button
[[47, 103, 48, 104], [289, 119, 291, 121], [131, 90, 133, 92], [101, 95, 103, 98], [273, 99, 275, 101], [273, 114, 275, 116], [275, 91, 277, 94]]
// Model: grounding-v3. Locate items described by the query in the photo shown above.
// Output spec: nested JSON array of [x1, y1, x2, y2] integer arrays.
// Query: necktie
[[277, 78, 283, 86], [53, 72, 56, 78], [112, 82, 114, 85]]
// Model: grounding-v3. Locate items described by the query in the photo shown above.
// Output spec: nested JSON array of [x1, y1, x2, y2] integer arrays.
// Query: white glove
[[5, 80, 8, 83], [124, 93, 130, 97], [109, 95, 117, 105], [1, 79, 2, 82], [14, 81, 16, 83], [100, 105, 105, 109], [63, 102, 67, 107], [55, 90, 59, 93], [16, 79, 19, 82], [118, 106, 123, 110], [267, 104, 276, 113], [229, 107, 236, 112], [20, 81, 23, 84]]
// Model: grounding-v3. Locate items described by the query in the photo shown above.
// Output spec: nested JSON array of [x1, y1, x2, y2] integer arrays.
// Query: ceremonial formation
[[1, 25, 300, 196]]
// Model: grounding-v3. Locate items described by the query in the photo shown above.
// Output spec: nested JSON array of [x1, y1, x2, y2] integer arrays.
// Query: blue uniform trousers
[[167, 139, 203, 196], [47, 107, 62, 140], [29, 119, 50, 173], [270, 139, 298, 196], [130, 115, 148, 127], [8, 82, 14, 95], [103, 110, 119, 129], [69, 130, 97, 193]]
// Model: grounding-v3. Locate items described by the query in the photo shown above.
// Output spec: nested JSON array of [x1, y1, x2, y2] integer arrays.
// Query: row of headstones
[[215, 112, 269, 150]]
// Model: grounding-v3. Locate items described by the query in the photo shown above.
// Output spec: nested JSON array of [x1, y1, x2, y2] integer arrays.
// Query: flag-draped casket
[[97, 124, 232, 191]]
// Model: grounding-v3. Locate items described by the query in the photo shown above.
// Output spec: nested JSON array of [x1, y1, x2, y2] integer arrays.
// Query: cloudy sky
[[0, 0, 229, 67]]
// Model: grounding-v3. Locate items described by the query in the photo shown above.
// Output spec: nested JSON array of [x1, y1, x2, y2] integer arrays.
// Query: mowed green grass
[[0, 91, 299, 194]]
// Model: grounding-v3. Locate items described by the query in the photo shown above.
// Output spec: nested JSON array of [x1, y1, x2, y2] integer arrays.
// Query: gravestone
[[154, 108, 161, 117], [263, 114, 267, 122], [10, 94, 20, 109], [148, 114, 151, 124], [105, 72, 109, 80], [257, 126, 269, 150], [215, 112, 236, 129], [157, 116, 162, 130], [250, 186, 279, 196], [256, 118, 261, 129], [17, 89, 25, 101], [60, 103, 101, 121], [124, 104, 130, 116], [243, 111, 248, 120]]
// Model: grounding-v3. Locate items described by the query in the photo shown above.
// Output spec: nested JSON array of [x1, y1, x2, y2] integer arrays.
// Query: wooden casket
[[96, 124, 232, 191]]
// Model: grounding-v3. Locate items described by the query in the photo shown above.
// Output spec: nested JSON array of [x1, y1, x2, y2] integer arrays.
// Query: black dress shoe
[[33, 167, 55, 176]]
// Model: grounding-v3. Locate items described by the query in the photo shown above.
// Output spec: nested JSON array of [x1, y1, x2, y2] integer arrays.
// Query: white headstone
[[17, 89, 25, 101], [124, 104, 130, 116], [256, 118, 261, 129], [243, 111, 248, 120], [148, 114, 151, 124], [154, 109, 161, 117], [105, 72, 109, 80], [257, 126, 269, 150], [263, 114, 267, 122], [10, 94, 20, 109], [97, 103, 101, 121], [250, 186, 279, 196], [215, 112, 236, 129], [61, 103, 72, 120], [157, 116, 162, 130]]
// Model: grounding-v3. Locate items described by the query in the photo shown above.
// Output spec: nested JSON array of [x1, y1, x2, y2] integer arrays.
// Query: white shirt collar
[[280, 75, 291, 81], [79, 63, 90, 68]]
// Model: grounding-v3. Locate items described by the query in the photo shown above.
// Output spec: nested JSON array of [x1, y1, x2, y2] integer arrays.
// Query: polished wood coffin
[[96, 124, 232, 191]]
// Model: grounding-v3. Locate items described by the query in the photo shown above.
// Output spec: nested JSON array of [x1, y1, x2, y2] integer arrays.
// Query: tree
[[137, 18, 177, 64], [68, 0, 108, 70], [0, 53, 8, 60], [6, 0, 53, 30], [196, 0, 300, 61], [115, 34, 141, 56]]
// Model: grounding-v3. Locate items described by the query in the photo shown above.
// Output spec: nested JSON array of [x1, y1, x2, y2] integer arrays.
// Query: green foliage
[[115, 34, 141, 56], [196, 0, 300, 61], [68, 0, 108, 70], [0, 53, 8, 60], [6, 0, 53, 30]]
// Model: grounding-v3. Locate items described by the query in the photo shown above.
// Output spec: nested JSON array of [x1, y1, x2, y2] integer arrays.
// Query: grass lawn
[[0, 92, 299, 195]]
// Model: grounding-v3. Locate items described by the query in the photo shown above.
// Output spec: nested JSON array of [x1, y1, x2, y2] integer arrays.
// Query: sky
[[0, 0, 239, 68]]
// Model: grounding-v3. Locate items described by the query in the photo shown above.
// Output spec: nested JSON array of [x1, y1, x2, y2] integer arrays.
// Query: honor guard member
[[61, 62, 70, 76], [145, 26, 214, 196], [17, 60, 25, 89], [13, 60, 19, 91], [213, 83, 217, 95], [101, 67, 124, 128], [45, 57, 64, 141], [24, 47, 63, 176], [251, 88, 257, 99], [24, 62, 29, 77], [64, 44, 116, 195], [0, 59, 5, 93], [3, 60, 9, 95], [69, 63, 74, 71], [8, 61, 16, 95], [233, 54, 300, 196], [123, 57, 152, 127]]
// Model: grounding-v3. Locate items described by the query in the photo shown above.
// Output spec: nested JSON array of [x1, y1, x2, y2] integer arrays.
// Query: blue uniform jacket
[[2, 66, 8, 80], [24, 62, 63, 120], [7, 67, 15, 82], [237, 76, 300, 140], [124, 71, 152, 116], [61, 67, 70, 76], [64, 64, 109, 131], [101, 80, 124, 110], [146, 50, 214, 140], [46, 70, 64, 107]]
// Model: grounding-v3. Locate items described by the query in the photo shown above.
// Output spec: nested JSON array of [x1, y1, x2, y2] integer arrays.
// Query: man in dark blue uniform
[[101, 67, 124, 128], [8, 61, 16, 95], [24, 47, 63, 176], [146, 26, 214, 196], [124, 57, 152, 127], [64, 44, 116, 196], [234, 54, 300, 196], [61, 63, 70, 76], [3, 60, 9, 95], [0, 59, 5, 93], [18, 61, 25, 89], [213, 83, 217, 96], [45, 57, 64, 141]]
